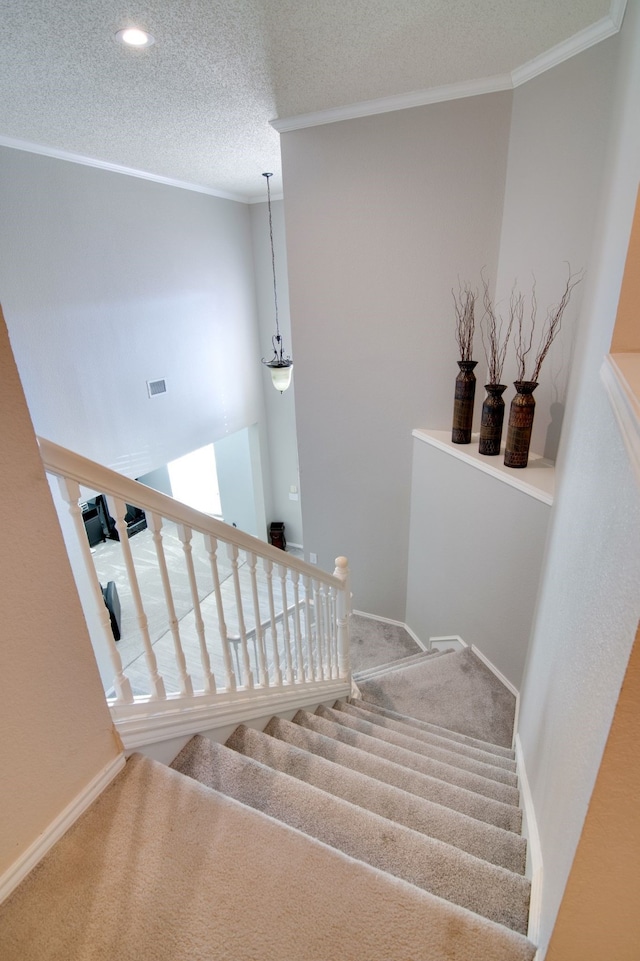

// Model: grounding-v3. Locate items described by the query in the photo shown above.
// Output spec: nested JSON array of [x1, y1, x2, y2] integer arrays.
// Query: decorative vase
[[478, 384, 507, 456], [452, 360, 477, 444], [504, 381, 538, 468]]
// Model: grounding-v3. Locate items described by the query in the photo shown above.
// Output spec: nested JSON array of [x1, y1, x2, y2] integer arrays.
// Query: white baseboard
[[429, 634, 467, 651], [352, 609, 428, 651], [0, 753, 125, 904], [471, 644, 519, 698], [515, 734, 543, 946]]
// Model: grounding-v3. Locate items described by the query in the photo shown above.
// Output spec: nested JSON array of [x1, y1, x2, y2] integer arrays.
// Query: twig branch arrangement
[[514, 266, 583, 383], [452, 283, 476, 362], [480, 273, 515, 385]]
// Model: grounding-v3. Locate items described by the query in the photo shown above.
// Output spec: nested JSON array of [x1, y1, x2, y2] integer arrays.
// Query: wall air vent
[[147, 378, 167, 397]]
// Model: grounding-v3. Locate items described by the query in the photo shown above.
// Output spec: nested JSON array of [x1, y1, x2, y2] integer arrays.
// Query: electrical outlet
[[309, 552, 318, 564]]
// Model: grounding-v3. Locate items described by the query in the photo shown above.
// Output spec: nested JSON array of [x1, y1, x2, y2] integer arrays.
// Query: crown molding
[[0, 135, 248, 203], [271, 74, 513, 133], [272, 1, 627, 134], [512, 6, 627, 87]]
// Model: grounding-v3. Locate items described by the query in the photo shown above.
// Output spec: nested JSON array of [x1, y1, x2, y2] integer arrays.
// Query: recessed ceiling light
[[115, 27, 155, 48]]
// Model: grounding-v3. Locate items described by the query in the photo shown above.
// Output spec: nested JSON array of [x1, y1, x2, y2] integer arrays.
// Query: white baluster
[[246, 551, 268, 687], [110, 496, 166, 700], [333, 556, 352, 679], [263, 558, 282, 687], [147, 512, 193, 697], [203, 534, 236, 692], [303, 574, 316, 682], [329, 587, 337, 678], [291, 570, 306, 683], [226, 544, 253, 689], [313, 578, 326, 681], [176, 523, 216, 694], [57, 478, 133, 704], [278, 565, 294, 684], [320, 581, 334, 678]]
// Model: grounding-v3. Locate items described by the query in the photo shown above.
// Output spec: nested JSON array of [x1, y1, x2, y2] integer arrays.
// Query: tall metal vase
[[504, 381, 538, 468], [452, 360, 477, 444], [478, 384, 507, 456]]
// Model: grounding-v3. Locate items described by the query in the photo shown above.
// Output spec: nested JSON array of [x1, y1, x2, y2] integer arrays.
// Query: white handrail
[[38, 436, 351, 732], [38, 436, 342, 589]]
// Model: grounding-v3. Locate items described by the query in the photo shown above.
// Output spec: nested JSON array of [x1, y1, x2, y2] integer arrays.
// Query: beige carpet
[[348, 614, 421, 672], [356, 647, 517, 747], [0, 754, 535, 961]]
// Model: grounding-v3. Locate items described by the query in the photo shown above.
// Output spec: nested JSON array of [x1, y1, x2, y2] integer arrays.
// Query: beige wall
[[545, 625, 640, 960], [611, 185, 640, 352], [0, 308, 119, 878]]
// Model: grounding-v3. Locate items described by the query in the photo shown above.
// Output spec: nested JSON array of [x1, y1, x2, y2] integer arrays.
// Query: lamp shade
[[267, 362, 293, 393]]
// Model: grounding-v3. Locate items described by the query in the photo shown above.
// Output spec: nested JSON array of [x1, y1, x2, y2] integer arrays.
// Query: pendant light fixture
[[261, 172, 293, 393]]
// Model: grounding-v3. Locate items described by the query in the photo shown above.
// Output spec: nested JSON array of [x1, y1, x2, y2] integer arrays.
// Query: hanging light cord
[[264, 173, 281, 348]]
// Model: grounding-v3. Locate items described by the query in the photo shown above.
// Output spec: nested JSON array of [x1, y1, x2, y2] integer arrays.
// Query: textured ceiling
[[0, 0, 617, 201]]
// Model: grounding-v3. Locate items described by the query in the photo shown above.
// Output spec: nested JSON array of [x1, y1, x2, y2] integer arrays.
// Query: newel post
[[333, 556, 352, 679]]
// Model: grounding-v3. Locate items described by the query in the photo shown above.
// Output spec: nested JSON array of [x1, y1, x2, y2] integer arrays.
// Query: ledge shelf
[[600, 353, 640, 487], [412, 429, 555, 505]]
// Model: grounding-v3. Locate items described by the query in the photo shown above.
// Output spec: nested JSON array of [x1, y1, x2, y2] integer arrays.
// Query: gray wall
[[0, 148, 265, 480], [495, 36, 618, 460], [281, 93, 513, 616], [517, 4, 640, 954], [249, 200, 303, 546], [406, 438, 550, 689]]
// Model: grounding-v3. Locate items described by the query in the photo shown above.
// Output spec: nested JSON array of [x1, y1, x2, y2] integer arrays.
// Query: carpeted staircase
[[0, 647, 536, 961]]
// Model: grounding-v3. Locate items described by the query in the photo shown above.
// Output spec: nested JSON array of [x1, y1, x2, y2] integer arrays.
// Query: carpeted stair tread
[[171, 736, 530, 934], [265, 716, 522, 833], [294, 709, 520, 807], [0, 754, 536, 961], [226, 724, 527, 873], [336, 699, 517, 772], [353, 649, 452, 680], [356, 648, 516, 748], [349, 696, 516, 760], [318, 704, 518, 788]]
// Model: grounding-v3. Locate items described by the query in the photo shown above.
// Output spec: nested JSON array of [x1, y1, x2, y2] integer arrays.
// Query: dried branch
[[531, 268, 583, 383], [452, 282, 476, 362], [513, 279, 536, 382], [480, 273, 515, 385]]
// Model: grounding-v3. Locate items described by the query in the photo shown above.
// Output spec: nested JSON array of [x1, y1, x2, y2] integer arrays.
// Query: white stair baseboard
[[0, 754, 125, 905], [515, 734, 543, 946], [352, 609, 428, 651]]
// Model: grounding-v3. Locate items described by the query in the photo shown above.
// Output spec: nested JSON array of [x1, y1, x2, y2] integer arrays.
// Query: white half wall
[[281, 92, 513, 617], [406, 435, 551, 690]]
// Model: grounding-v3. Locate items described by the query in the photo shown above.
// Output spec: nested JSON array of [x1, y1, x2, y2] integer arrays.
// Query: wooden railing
[[38, 438, 351, 739]]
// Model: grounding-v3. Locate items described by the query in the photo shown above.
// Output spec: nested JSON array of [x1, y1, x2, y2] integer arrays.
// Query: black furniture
[[101, 581, 121, 641], [269, 521, 286, 550], [81, 495, 146, 545]]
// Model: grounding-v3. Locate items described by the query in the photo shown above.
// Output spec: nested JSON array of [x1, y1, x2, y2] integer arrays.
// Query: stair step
[[294, 709, 520, 807], [353, 649, 451, 680], [350, 697, 516, 760], [172, 736, 530, 934], [0, 754, 535, 961], [319, 704, 518, 788], [354, 647, 515, 749], [336, 699, 517, 773], [265, 715, 522, 832], [227, 723, 527, 874]]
